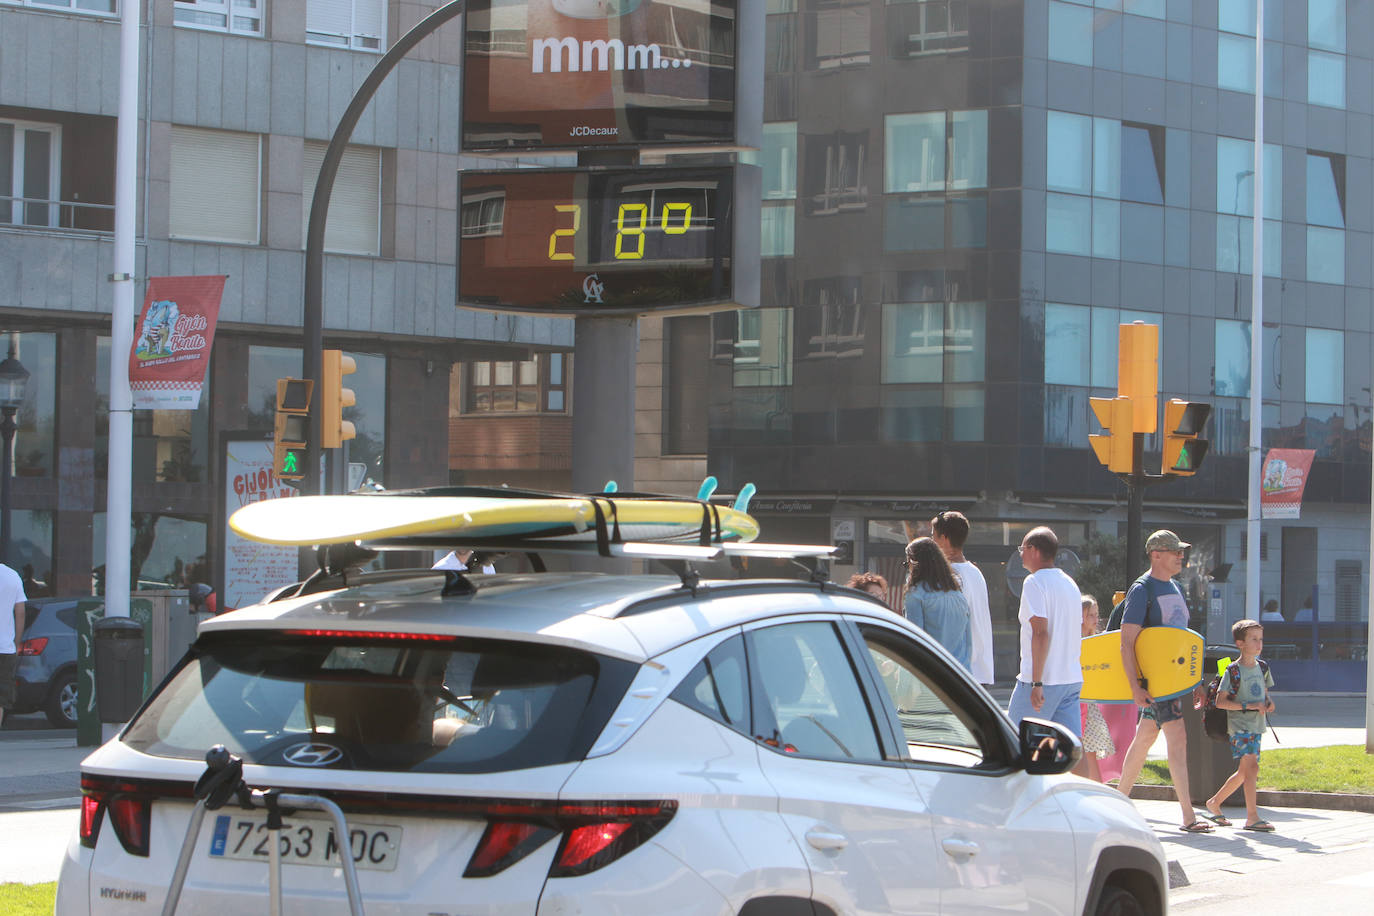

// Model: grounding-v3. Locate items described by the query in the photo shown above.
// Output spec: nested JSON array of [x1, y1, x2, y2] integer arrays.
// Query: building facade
[[679, 0, 1370, 687], [0, 0, 577, 599]]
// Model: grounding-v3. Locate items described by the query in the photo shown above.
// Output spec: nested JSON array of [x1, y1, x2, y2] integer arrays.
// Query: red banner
[[128, 275, 225, 410], [1260, 448, 1316, 519]]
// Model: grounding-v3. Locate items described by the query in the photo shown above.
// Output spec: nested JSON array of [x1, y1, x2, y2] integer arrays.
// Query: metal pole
[[0, 407, 13, 566], [1126, 433, 1145, 575], [302, 0, 466, 496], [103, 0, 141, 619], [1245, 0, 1265, 622]]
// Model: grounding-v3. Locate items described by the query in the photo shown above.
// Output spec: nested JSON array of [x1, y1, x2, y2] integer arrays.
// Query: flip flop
[[1201, 812, 1232, 826], [1179, 820, 1214, 833], [1243, 820, 1275, 832]]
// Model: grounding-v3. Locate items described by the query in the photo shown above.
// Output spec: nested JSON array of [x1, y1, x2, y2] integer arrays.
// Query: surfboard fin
[[696, 476, 718, 501], [602, 480, 618, 493], [733, 483, 756, 513]]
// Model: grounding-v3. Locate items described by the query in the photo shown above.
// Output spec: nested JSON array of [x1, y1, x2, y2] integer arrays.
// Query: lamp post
[[0, 341, 31, 567]]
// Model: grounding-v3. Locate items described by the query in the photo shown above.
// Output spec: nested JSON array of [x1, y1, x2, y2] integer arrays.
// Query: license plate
[[208, 814, 402, 871]]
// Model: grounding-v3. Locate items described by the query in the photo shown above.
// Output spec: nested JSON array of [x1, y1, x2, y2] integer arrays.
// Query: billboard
[[461, 0, 739, 151]]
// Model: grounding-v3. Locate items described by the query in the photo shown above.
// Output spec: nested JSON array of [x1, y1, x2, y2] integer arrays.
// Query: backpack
[[1105, 573, 1165, 631], [1202, 658, 1270, 742]]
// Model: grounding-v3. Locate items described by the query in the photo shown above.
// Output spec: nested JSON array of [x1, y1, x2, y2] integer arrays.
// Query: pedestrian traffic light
[[1117, 322, 1158, 434], [320, 349, 356, 449], [1090, 396, 1134, 474], [1162, 399, 1211, 476], [273, 378, 312, 481]]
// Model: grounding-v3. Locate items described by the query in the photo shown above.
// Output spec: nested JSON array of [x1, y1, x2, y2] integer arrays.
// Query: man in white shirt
[[1006, 526, 1084, 736], [932, 510, 993, 685], [0, 561, 29, 728]]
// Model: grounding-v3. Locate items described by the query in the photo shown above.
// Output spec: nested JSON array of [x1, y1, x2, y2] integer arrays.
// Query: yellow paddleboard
[[1080, 627, 1205, 703], [229, 491, 760, 547]]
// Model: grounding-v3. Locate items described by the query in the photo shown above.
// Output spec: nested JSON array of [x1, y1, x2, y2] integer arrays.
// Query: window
[[1120, 123, 1164, 205], [860, 628, 985, 767], [302, 141, 381, 255], [1214, 318, 1281, 400], [1309, 51, 1345, 108], [93, 512, 208, 593], [1309, 0, 1345, 51], [1307, 151, 1345, 285], [0, 0, 114, 12], [1, 119, 61, 228], [0, 331, 56, 477], [884, 110, 987, 251], [732, 308, 793, 387], [1044, 111, 1150, 258], [799, 277, 865, 360], [1043, 305, 1161, 445], [174, 0, 264, 36], [882, 301, 985, 442], [1215, 138, 1281, 276], [169, 126, 260, 244], [748, 622, 883, 762], [807, 0, 871, 70], [888, 0, 969, 59], [671, 636, 751, 735], [465, 353, 568, 413], [1217, 0, 1256, 92], [307, 0, 386, 51], [342, 350, 387, 481], [1047, 1, 1092, 67], [1306, 328, 1342, 405], [804, 130, 868, 215], [747, 122, 797, 256]]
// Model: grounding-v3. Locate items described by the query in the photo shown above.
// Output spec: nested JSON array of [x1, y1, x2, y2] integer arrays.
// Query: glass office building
[[675, 0, 1371, 687]]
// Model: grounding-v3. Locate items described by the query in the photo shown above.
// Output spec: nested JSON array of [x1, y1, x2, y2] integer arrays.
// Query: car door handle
[[942, 837, 979, 860], [805, 825, 849, 850]]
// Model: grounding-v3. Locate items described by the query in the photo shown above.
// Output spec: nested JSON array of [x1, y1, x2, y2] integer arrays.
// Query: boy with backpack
[[1202, 618, 1277, 831]]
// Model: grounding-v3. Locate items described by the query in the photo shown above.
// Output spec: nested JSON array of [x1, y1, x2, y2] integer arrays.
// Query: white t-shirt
[[1016, 566, 1083, 686], [952, 560, 993, 684], [0, 564, 28, 654]]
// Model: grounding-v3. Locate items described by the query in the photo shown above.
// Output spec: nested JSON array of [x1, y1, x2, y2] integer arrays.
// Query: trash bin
[[93, 616, 145, 724], [1183, 644, 1241, 805]]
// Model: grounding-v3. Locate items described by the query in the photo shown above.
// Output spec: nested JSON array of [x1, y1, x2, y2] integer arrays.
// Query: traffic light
[[1118, 322, 1158, 434], [1090, 396, 1134, 474], [1162, 399, 1211, 476], [320, 349, 357, 449], [273, 378, 313, 481]]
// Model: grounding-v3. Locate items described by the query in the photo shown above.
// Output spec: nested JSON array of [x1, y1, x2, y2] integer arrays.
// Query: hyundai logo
[[282, 742, 344, 767]]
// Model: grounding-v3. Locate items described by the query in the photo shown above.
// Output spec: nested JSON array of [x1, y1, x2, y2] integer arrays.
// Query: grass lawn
[[1136, 744, 1374, 794], [0, 882, 57, 915]]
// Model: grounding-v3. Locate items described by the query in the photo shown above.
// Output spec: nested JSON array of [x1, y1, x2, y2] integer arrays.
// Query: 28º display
[[458, 166, 744, 315]]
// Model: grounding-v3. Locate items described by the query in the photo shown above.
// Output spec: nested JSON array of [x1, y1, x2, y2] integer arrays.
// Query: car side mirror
[[1018, 717, 1081, 775]]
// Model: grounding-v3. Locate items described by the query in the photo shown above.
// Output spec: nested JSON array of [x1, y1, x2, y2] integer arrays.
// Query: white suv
[[56, 568, 1166, 915]]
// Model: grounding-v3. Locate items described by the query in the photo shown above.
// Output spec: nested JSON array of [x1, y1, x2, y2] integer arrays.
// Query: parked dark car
[[13, 597, 80, 728]]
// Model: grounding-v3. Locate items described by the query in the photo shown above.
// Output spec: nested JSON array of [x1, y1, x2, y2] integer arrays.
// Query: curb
[[1129, 783, 1374, 813]]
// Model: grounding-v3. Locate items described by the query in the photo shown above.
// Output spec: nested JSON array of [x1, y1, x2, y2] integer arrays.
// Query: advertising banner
[[1260, 448, 1316, 519], [462, 0, 738, 150], [128, 275, 226, 409], [222, 438, 300, 611]]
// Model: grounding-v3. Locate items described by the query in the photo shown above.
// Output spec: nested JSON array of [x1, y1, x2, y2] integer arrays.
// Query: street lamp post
[[0, 342, 31, 567]]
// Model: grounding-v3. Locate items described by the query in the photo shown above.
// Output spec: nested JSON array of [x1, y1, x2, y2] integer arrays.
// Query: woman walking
[[903, 536, 973, 671]]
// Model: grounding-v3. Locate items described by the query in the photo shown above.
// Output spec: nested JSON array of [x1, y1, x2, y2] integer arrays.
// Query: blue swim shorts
[[1229, 730, 1262, 759]]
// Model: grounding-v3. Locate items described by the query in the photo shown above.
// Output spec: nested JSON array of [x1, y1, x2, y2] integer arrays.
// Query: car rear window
[[123, 632, 638, 773]]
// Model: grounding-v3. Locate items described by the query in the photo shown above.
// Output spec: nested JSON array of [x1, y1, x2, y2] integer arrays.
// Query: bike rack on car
[[162, 745, 365, 916]]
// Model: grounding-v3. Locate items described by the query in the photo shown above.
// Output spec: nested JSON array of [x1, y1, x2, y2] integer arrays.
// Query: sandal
[[1243, 820, 1275, 832], [1179, 820, 1214, 833], [1201, 812, 1232, 827]]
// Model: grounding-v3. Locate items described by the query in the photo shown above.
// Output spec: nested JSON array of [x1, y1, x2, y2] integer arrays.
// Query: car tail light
[[18, 637, 47, 656], [464, 821, 559, 877], [460, 799, 676, 879], [80, 774, 191, 857]]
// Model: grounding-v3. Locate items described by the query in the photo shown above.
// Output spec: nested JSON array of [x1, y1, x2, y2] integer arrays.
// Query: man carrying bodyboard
[[1115, 530, 1212, 832]]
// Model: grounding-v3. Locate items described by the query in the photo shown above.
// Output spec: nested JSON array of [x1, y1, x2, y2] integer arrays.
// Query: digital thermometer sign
[[457, 165, 759, 315]]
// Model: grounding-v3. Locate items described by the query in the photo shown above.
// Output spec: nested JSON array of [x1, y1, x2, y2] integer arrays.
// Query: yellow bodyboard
[[1080, 627, 1205, 703]]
